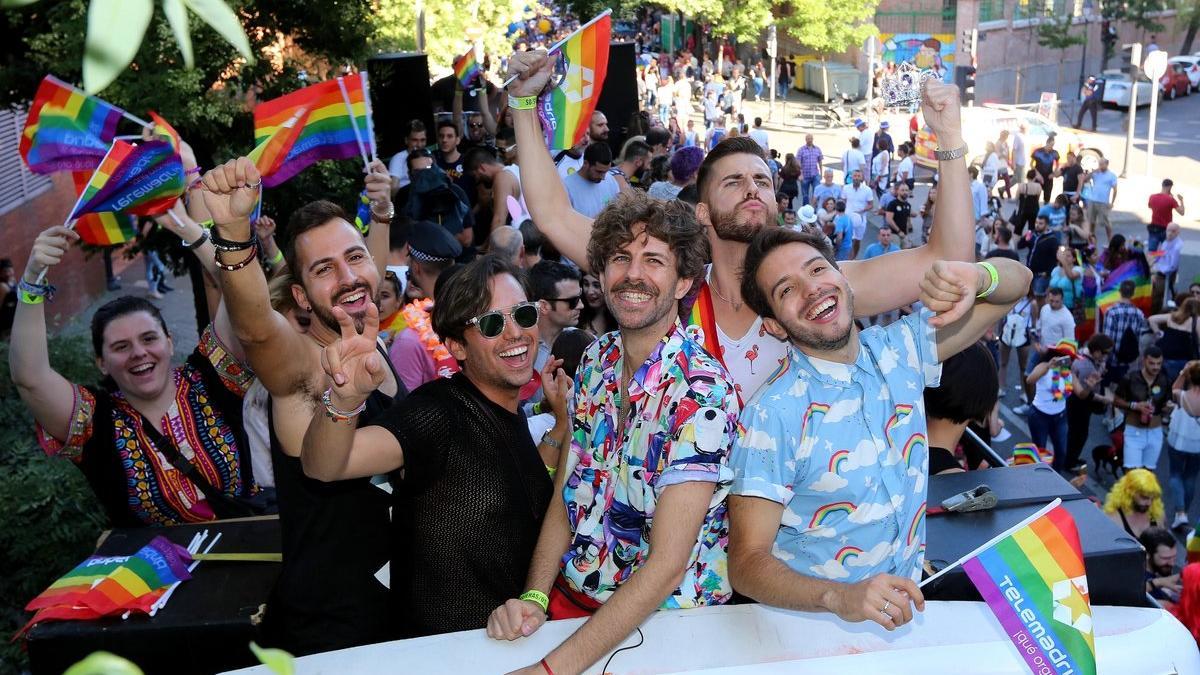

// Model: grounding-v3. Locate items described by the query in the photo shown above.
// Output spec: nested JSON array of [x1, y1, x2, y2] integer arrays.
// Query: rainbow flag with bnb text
[[537, 11, 611, 151], [963, 502, 1096, 675]]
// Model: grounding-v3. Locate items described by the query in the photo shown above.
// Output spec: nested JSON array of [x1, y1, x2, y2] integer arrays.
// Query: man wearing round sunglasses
[[487, 192, 740, 675], [300, 255, 574, 639]]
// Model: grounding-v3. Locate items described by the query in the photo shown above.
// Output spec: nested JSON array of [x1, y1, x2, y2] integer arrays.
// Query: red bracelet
[[539, 658, 554, 675]]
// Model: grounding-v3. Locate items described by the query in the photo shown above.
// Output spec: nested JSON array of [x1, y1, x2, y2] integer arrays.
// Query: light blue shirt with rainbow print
[[729, 310, 942, 583]]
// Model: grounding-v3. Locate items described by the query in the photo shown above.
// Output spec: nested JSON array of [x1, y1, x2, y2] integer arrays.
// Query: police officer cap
[[408, 220, 462, 264]]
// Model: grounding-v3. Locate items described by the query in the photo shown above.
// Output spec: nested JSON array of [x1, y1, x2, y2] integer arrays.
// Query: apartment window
[[0, 109, 54, 217]]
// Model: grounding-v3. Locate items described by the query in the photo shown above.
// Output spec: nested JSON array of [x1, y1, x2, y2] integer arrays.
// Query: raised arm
[[479, 82, 500, 136], [363, 159, 394, 281], [490, 169, 518, 231], [202, 158, 311, 394], [919, 258, 1033, 361], [841, 81, 974, 319], [8, 227, 85, 441], [507, 50, 596, 271], [728, 495, 924, 631], [301, 301, 404, 480]]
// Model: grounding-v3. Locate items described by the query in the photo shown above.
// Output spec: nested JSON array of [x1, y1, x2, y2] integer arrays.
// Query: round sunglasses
[[465, 302, 540, 339]]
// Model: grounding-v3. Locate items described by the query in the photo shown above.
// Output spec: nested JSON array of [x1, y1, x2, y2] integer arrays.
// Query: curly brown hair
[[587, 190, 709, 281]]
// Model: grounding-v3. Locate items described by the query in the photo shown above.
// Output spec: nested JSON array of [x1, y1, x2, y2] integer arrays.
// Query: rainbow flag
[[70, 138, 184, 222], [69, 171, 137, 245], [537, 11, 611, 151], [253, 74, 373, 187], [1008, 442, 1053, 466], [19, 75, 124, 173], [453, 49, 483, 89], [1079, 256, 1151, 343], [380, 310, 407, 337], [962, 502, 1096, 675], [248, 105, 310, 180], [21, 537, 192, 632], [148, 110, 181, 150]]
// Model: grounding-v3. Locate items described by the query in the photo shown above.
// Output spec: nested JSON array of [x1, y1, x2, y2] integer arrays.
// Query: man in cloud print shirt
[[724, 228, 1030, 632]]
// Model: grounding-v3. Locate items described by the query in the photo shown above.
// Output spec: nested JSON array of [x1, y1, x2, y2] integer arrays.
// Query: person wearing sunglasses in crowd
[[299, 254, 573, 638], [487, 191, 740, 675], [524, 260, 583, 413]]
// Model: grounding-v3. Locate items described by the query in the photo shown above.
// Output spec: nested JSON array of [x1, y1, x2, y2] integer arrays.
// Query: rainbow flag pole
[[336, 76, 370, 170], [920, 498, 1063, 589], [360, 71, 378, 162], [501, 9, 613, 89], [49, 75, 151, 128]]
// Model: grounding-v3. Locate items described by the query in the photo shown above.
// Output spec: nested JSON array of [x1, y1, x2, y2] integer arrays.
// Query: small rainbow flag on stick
[[921, 499, 1096, 675], [68, 138, 184, 222], [536, 10, 611, 151], [147, 110, 181, 150], [69, 171, 137, 246], [253, 73, 374, 187], [248, 106, 310, 180], [453, 48, 483, 89], [18, 75, 134, 173]]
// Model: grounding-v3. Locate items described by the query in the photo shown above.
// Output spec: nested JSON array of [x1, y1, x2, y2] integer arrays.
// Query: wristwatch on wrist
[[370, 201, 395, 223]]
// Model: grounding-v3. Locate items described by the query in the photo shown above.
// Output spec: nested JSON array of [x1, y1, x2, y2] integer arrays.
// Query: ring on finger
[[243, 180, 262, 189], [881, 599, 892, 614]]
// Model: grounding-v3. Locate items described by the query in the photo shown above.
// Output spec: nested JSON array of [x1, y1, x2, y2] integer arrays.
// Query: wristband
[[539, 432, 562, 451], [18, 278, 55, 303], [321, 387, 367, 424], [508, 94, 538, 111], [545, 464, 557, 478], [540, 658, 554, 675], [214, 243, 260, 271], [976, 261, 1000, 299], [933, 145, 966, 161], [266, 249, 284, 266], [18, 289, 44, 305], [520, 589, 549, 614], [183, 230, 209, 251], [210, 229, 256, 252], [185, 166, 203, 175]]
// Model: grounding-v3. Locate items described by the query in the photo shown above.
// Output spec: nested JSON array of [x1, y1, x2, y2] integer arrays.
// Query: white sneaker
[[1173, 512, 1190, 530], [993, 428, 1012, 443], [1013, 404, 1031, 416]]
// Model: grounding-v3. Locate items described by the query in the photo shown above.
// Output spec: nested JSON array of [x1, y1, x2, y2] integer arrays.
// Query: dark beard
[[710, 203, 771, 243], [311, 282, 372, 334]]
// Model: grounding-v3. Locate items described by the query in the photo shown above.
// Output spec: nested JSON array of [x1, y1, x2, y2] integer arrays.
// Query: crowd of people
[[7, 31, 1200, 672]]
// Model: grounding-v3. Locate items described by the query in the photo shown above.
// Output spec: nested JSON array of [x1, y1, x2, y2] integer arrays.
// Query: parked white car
[[1100, 69, 1157, 108], [1169, 55, 1200, 92]]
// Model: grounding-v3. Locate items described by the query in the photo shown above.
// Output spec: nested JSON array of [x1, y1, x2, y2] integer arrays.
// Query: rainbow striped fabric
[[453, 49, 482, 89], [248, 105, 310, 181], [22, 536, 192, 631], [963, 504, 1096, 675], [148, 110, 181, 150], [1008, 442, 1053, 466], [19, 75, 124, 173], [1078, 255, 1151, 343], [537, 12, 611, 151], [71, 138, 184, 222], [252, 74, 374, 187], [69, 171, 137, 246]]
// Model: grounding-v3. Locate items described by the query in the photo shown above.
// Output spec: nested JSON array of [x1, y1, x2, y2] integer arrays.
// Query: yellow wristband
[[267, 249, 284, 266], [508, 94, 537, 111], [18, 290, 45, 305], [976, 261, 1000, 299], [519, 589, 549, 614]]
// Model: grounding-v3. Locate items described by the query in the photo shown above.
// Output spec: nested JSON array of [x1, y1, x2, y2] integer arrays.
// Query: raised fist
[[506, 50, 555, 98], [922, 80, 963, 148], [200, 157, 261, 239]]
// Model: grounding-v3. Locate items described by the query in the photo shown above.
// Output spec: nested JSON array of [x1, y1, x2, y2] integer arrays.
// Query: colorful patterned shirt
[[561, 321, 740, 608], [730, 310, 942, 583], [37, 327, 256, 526]]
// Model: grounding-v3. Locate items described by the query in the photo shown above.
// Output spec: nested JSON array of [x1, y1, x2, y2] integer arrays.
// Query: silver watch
[[370, 201, 395, 222], [933, 145, 967, 161]]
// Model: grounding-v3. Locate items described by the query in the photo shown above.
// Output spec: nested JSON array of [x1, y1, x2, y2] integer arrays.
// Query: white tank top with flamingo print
[[715, 316, 789, 403]]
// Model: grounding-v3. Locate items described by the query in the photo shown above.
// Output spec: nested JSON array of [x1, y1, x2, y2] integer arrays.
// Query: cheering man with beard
[[485, 192, 739, 675], [506, 50, 976, 404], [299, 255, 573, 638], [202, 157, 403, 654], [728, 227, 1030, 631]]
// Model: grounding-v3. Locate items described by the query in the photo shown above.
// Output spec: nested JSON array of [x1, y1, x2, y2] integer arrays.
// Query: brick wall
[[0, 172, 113, 330]]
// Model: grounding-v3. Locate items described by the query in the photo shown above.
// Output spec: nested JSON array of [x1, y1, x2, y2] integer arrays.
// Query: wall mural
[[880, 33, 956, 83]]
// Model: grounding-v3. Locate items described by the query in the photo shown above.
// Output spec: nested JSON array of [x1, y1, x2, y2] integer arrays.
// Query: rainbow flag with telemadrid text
[[537, 11, 611, 151], [252, 73, 374, 187], [69, 138, 184, 222], [19, 75, 125, 173], [69, 170, 137, 246], [962, 501, 1096, 675]]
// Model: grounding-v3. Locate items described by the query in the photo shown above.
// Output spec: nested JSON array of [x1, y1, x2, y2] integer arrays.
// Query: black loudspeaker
[[367, 53, 434, 161], [596, 41, 639, 153]]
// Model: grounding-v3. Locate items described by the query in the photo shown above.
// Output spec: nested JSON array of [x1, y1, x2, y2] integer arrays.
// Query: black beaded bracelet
[[209, 229, 256, 252], [214, 243, 260, 271]]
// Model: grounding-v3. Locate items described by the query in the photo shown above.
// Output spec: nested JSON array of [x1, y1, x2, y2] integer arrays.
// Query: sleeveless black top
[[262, 344, 407, 656]]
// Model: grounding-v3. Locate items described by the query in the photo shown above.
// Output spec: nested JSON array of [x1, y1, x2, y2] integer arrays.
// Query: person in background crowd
[[555, 137, 589, 179], [1065, 334, 1114, 473], [465, 147, 524, 233], [749, 116, 770, 155], [813, 168, 842, 211], [831, 199, 855, 261], [1148, 179, 1184, 252], [526, 260, 582, 408], [1032, 134, 1059, 204], [1025, 338, 1078, 473], [610, 138, 651, 193], [646, 127, 672, 158], [980, 141, 1001, 193], [1082, 157, 1119, 242], [1169, 361, 1200, 530], [578, 272, 615, 336], [1105, 468, 1165, 538], [894, 143, 915, 191], [1076, 76, 1103, 131], [388, 120, 429, 194], [390, 222, 464, 391], [841, 137, 867, 183], [1038, 194, 1070, 235], [1154, 223, 1184, 303], [299, 254, 570, 638], [969, 166, 989, 227], [1115, 345, 1173, 471], [863, 222, 900, 260], [883, 183, 913, 246], [1009, 169, 1042, 237], [563, 143, 620, 219], [523, 326, 593, 446], [648, 146, 704, 201], [1141, 527, 1182, 606], [1055, 151, 1084, 204], [1103, 279, 1151, 385], [377, 270, 403, 342], [1018, 215, 1059, 308], [797, 134, 822, 207], [683, 119, 701, 148], [843, 168, 874, 260], [777, 152, 801, 208], [1011, 123, 1028, 189], [816, 196, 838, 232], [433, 119, 466, 181], [995, 130, 1013, 199], [1049, 245, 1082, 312], [0, 257, 16, 338], [854, 119, 873, 172], [926, 342, 1000, 474], [998, 290, 1034, 401], [987, 224, 1020, 262], [1150, 297, 1200, 384], [874, 120, 895, 157], [870, 139, 891, 197], [488, 226, 525, 269], [515, 220, 544, 269]]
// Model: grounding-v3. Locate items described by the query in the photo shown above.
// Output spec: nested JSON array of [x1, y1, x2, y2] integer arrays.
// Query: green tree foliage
[[1036, 10, 1086, 96], [657, 0, 774, 43], [0, 335, 108, 672], [368, 0, 521, 73], [778, 0, 879, 57]]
